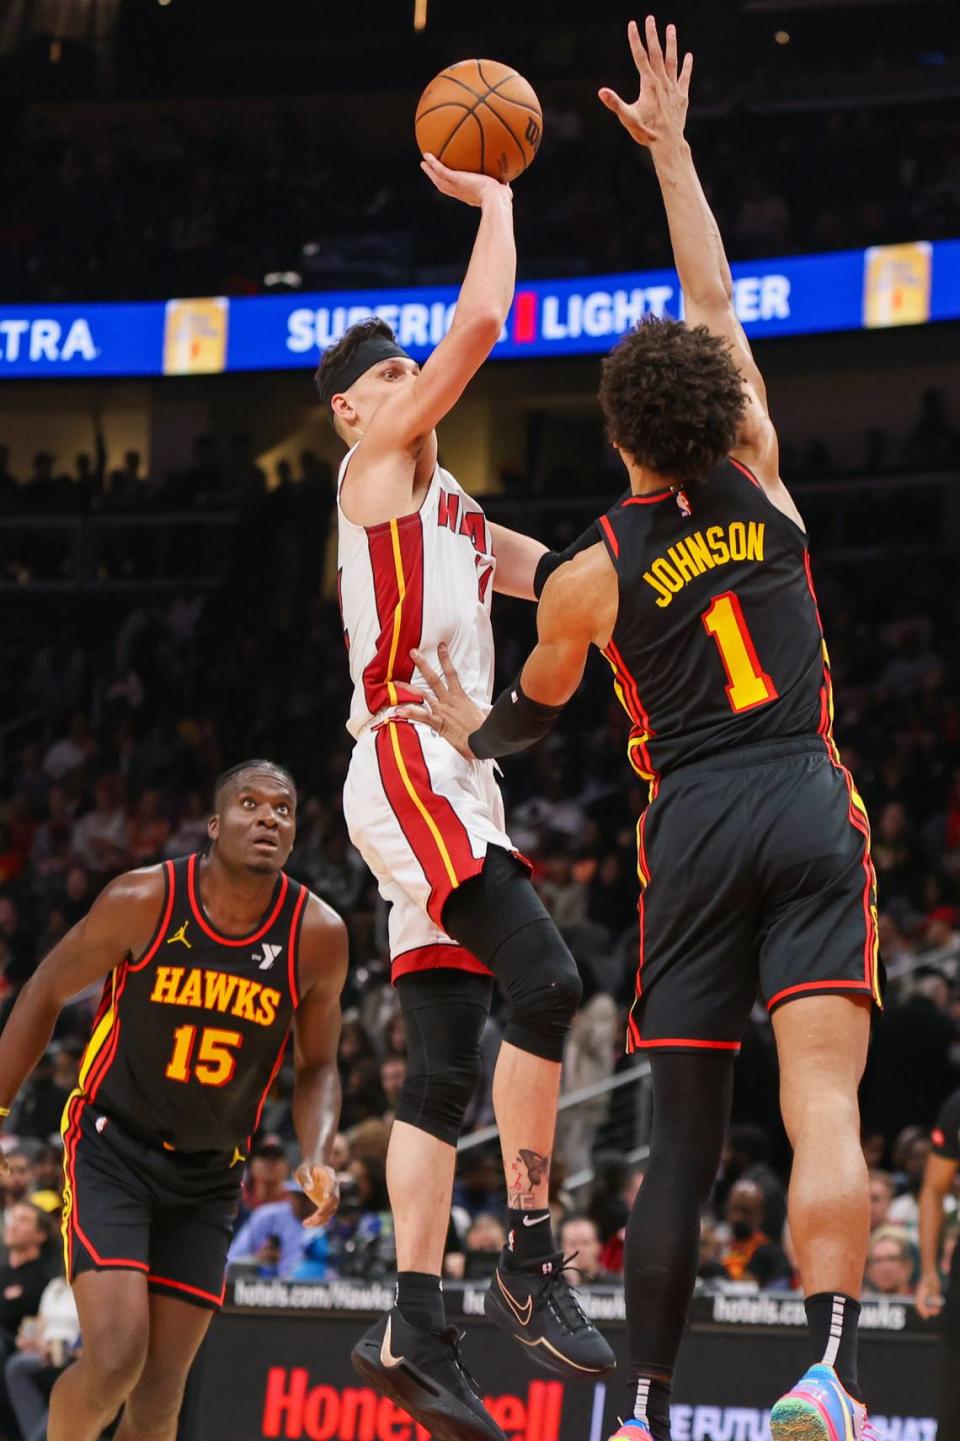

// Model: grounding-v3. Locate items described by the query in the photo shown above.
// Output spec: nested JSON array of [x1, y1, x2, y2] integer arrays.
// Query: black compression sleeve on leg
[[442, 848, 582, 1062], [395, 970, 493, 1145], [623, 1050, 734, 1419], [469, 677, 563, 761]]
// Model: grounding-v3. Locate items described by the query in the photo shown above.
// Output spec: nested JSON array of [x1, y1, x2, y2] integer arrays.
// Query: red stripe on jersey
[[392, 942, 493, 982], [128, 859, 176, 971], [375, 721, 483, 926], [598, 514, 619, 558], [187, 853, 289, 947], [728, 456, 762, 489], [250, 1035, 289, 1141], [362, 515, 425, 714], [604, 637, 659, 786], [622, 490, 673, 505], [287, 883, 308, 1009], [87, 963, 130, 1101]]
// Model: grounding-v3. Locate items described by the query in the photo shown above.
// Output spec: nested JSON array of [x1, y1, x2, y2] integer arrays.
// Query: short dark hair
[[213, 760, 297, 812], [314, 318, 396, 408], [598, 317, 747, 487]]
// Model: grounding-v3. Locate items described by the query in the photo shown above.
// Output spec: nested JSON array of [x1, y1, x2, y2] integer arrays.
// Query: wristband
[[0, 1107, 10, 1118], [469, 675, 563, 760]]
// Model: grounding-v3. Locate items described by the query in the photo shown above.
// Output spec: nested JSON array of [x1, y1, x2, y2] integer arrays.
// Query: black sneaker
[[351, 1307, 507, 1441], [484, 1252, 617, 1379]]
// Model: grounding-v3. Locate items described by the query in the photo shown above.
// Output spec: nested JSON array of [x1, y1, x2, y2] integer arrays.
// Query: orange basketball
[[415, 59, 543, 183]]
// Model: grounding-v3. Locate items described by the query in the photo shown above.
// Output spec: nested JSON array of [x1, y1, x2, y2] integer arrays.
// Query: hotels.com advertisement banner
[[178, 1289, 940, 1441], [2, 239, 959, 378]]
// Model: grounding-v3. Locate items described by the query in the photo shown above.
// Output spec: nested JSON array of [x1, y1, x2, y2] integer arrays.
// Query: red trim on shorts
[[187, 853, 289, 947], [633, 1037, 742, 1051], [767, 980, 876, 1013], [374, 722, 484, 926], [362, 515, 425, 715], [391, 942, 493, 982], [128, 859, 176, 971], [727, 456, 763, 489], [287, 883, 308, 1009], [148, 1273, 226, 1308], [598, 514, 619, 557], [62, 1096, 150, 1280]]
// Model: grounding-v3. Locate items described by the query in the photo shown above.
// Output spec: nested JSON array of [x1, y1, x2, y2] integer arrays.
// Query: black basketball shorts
[[61, 1095, 243, 1309], [626, 736, 883, 1054]]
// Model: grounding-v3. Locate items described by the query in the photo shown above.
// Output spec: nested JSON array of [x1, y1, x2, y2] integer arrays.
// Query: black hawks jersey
[[74, 854, 307, 1154], [595, 456, 832, 792]]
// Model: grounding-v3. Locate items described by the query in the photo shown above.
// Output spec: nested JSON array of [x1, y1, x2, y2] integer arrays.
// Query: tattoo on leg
[[509, 1148, 551, 1207]]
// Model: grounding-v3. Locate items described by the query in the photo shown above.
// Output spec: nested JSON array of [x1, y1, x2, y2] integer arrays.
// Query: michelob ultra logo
[[863, 242, 932, 328], [163, 297, 229, 375]]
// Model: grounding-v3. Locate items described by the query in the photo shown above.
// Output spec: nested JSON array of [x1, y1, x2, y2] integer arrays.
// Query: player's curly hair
[[598, 317, 747, 487], [314, 317, 396, 408]]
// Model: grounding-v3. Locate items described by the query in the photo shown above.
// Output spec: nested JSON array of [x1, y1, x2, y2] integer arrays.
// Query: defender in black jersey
[[406, 19, 880, 1441], [0, 760, 347, 1441]]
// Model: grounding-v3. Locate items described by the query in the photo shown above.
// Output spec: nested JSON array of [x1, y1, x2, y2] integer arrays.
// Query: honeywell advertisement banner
[[179, 1286, 940, 1441], [2, 239, 959, 378]]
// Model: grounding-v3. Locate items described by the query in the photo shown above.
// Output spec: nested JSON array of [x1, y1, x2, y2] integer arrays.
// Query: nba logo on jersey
[[675, 487, 692, 517]]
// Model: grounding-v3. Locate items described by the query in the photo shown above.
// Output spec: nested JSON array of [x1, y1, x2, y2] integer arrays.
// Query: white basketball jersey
[[337, 447, 497, 739]]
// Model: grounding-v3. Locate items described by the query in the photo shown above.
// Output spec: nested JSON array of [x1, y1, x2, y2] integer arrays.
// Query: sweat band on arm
[[469, 676, 563, 760], [533, 488, 631, 598]]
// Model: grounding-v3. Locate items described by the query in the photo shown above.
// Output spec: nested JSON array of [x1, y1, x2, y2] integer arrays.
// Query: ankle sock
[[504, 1208, 555, 1268], [396, 1271, 445, 1332], [804, 1292, 862, 1401]]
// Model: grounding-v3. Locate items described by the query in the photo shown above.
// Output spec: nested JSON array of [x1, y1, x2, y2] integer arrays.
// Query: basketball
[[415, 59, 542, 183]]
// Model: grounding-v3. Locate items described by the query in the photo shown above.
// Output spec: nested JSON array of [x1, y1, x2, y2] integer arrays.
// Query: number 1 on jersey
[[702, 592, 778, 714]]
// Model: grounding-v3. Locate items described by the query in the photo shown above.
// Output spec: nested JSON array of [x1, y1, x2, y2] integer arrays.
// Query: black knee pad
[[395, 970, 492, 1146], [443, 848, 582, 1063]]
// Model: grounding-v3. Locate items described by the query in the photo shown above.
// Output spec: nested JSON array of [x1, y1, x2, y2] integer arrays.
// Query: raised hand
[[420, 152, 512, 208], [598, 16, 693, 149], [395, 643, 489, 759]]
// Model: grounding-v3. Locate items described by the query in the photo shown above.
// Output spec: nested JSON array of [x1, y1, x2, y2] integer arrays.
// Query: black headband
[[319, 334, 411, 406]]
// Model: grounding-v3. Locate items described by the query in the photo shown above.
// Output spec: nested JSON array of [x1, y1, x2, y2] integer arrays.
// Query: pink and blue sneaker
[[608, 1422, 654, 1441], [771, 1363, 874, 1441]]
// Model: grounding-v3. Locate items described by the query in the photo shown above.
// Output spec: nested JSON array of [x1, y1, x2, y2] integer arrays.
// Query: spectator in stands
[[889, 1132, 932, 1239], [163, 792, 209, 857], [237, 1137, 290, 1228], [561, 1215, 613, 1286], [12, 1041, 83, 1142], [869, 1170, 896, 1233], [864, 1227, 915, 1296], [4, 1273, 80, 1441], [902, 388, 960, 472], [70, 774, 129, 875], [698, 1219, 727, 1282], [459, 1214, 508, 1281], [227, 1179, 314, 1279], [42, 715, 95, 784], [717, 1124, 788, 1243], [0, 1154, 37, 1232], [379, 1057, 406, 1121], [0, 1205, 53, 1420], [126, 788, 170, 865], [720, 1180, 793, 1289]]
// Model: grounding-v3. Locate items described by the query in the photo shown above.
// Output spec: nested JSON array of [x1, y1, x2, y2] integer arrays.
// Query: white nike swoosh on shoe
[[380, 1316, 406, 1369], [522, 1214, 550, 1227]]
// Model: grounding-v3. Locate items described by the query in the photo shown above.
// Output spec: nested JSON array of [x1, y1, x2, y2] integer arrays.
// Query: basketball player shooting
[[0, 760, 347, 1441], [406, 19, 881, 1441], [317, 152, 613, 1441]]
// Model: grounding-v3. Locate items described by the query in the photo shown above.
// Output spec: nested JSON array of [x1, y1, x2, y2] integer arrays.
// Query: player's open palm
[[599, 17, 693, 149], [296, 1162, 340, 1228], [421, 152, 511, 208], [397, 643, 488, 759]]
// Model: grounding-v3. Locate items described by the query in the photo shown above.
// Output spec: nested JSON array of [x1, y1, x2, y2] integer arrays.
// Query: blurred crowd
[[0, 413, 956, 1441], [2, 96, 957, 304]]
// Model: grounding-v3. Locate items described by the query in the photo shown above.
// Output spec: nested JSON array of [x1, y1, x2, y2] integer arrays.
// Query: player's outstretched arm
[[0, 869, 165, 1143], [362, 157, 515, 458], [399, 544, 617, 757], [291, 896, 348, 1227], [600, 19, 797, 515], [488, 522, 548, 601]]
